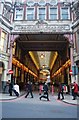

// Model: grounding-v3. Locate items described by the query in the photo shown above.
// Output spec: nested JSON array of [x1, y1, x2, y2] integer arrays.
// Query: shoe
[[72, 98, 75, 100], [39, 97, 41, 100], [61, 98, 64, 100], [31, 96, 33, 98], [25, 96, 27, 98]]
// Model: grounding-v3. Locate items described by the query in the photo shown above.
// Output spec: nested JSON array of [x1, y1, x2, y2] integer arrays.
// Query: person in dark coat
[[39, 82, 49, 101], [8, 80, 13, 96], [25, 81, 33, 98], [57, 82, 64, 100]]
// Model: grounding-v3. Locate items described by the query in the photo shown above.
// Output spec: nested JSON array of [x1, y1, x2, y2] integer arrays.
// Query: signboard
[[13, 24, 71, 33], [8, 70, 13, 74], [69, 69, 73, 75]]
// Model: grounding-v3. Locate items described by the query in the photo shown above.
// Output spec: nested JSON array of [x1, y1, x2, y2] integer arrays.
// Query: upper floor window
[[49, 7, 58, 20], [3, 7, 11, 21], [26, 7, 35, 20], [0, 31, 7, 52], [38, 7, 46, 20], [61, 7, 70, 20], [14, 8, 24, 20]]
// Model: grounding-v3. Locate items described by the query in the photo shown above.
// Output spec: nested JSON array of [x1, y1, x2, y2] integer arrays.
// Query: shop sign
[[69, 69, 73, 75], [8, 69, 13, 74], [13, 24, 71, 33]]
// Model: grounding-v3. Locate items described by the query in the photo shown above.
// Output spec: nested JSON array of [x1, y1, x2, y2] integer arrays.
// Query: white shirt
[[13, 84, 20, 95]]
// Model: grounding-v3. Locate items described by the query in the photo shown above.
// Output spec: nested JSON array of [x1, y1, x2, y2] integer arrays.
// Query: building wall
[[72, 0, 79, 84], [0, 1, 13, 92], [0, 0, 76, 92]]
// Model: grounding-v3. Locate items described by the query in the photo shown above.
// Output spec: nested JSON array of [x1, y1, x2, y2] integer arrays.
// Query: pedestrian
[[72, 82, 79, 100], [51, 84, 54, 96], [39, 82, 49, 101], [13, 83, 20, 97], [57, 82, 64, 100], [25, 81, 33, 98], [8, 80, 13, 96], [39, 84, 43, 95]]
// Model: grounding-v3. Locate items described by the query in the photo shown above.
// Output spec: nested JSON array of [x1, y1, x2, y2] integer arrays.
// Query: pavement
[[0, 92, 79, 105]]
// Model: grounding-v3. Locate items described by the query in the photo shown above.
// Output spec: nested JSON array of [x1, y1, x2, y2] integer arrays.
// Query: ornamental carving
[[13, 24, 71, 33]]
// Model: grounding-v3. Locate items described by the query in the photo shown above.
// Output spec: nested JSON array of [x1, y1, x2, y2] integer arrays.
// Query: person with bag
[[13, 83, 20, 97], [39, 82, 49, 101]]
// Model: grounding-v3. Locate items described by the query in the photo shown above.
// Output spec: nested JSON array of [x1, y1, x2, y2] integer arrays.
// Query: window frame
[[25, 7, 35, 20], [14, 7, 24, 20], [49, 6, 58, 20], [3, 7, 11, 21], [37, 6, 46, 20], [60, 7, 70, 20], [0, 31, 7, 52]]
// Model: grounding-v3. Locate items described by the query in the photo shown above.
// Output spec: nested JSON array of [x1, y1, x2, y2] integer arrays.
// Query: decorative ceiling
[[29, 51, 58, 71]]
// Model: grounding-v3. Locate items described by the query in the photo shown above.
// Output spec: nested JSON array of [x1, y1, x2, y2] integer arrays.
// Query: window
[[14, 8, 24, 20], [61, 7, 70, 20], [38, 7, 46, 20], [0, 31, 7, 52], [3, 7, 11, 21], [26, 8, 35, 20], [49, 7, 57, 20]]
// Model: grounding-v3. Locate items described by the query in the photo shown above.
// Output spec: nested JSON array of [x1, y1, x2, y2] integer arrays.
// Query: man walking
[[8, 80, 13, 96], [57, 82, 64, 100], [25, 81, 33, 98], [39, 82, 49, 101]]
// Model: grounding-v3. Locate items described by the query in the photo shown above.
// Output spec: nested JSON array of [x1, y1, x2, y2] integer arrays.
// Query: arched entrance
[[10, 33, 71, 91]]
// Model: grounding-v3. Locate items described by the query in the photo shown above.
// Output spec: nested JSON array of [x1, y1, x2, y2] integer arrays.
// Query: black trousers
[[25, 90, 33, 98], [58, 91, 64, 99], [73, 92, 79, 99], [40, 92, 49, 100], [9, 89, 12, 96]]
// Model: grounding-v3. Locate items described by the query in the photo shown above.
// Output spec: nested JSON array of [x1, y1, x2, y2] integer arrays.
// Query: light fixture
[[42, 64, 45, 68], [40, 54, 45, 59]]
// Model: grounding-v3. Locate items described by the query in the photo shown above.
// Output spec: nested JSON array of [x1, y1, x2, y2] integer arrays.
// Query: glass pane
[[16, 15, 23, 20], [27, 14, 33, 20], [39, 8, 45, 14], [15, 8, 23, 20], [50, 15, 57, 20], [27, 8, 34, 20], [50, 8, 57, 14], [1, 32, 6, 39], [62, 8, 68, 14], [39, 15, 45, 20], [27, 8, 34, 14], [0, 31, 6, 51], [62, 15, 68, 19]]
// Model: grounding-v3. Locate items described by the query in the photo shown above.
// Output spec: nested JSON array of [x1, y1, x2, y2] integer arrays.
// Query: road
[[1, 93, 78, 119]]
